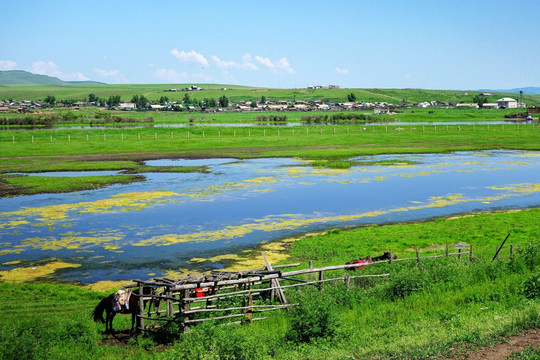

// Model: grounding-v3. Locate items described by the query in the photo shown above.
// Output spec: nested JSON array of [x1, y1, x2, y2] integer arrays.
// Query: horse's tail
[[92, 297, 108, 323]]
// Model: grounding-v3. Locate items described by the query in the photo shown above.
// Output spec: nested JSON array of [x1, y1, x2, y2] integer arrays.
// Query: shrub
[[521, 273, 539, 300], [383, 268, 424, 300], [285, 287, 340, 343]]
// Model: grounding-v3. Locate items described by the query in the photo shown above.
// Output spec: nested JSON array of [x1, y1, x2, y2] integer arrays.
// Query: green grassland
[[2, 83, 540, 106], [0, 85, 539, 358], [0, 209, 538, 359], [1, 121, 539, 196]]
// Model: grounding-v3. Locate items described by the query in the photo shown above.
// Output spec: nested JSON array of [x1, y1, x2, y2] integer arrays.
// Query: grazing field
[[0, 209, 538, 359], [2, 83, 540, 105], [0, 86, 539, 358]]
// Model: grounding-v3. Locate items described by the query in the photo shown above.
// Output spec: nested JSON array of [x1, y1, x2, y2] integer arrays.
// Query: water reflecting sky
[[1, 150, 539, 283]]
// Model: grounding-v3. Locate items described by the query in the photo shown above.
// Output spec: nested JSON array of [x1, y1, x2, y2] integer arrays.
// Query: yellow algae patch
[[463, 161, 486, 165], [0, 190, 180, 230], [86, 280, 133, 292], [188, 257, 208, 263], [207, 237, 297, 272], [326, 179, 352, 184], [299, 182, 316, 185], [19, 234, 124, 251], [399, 170, 445, 178], [252, 189, 275, 193], [0, 249, 23, 255], [2, 260, 23, 266], [488, 183, 540, 195], [133, 211, 389, 247], [431, 163, 455, 167], [519, 152, 540, 157], [243, 176, 280, 184], [181, 178, 278, 199], [0, 260, 80, 283], [80, 191, 180, 214], [164, 268, 192, 278], [311, 168, 350, 176], [0, 219, 30, 229]]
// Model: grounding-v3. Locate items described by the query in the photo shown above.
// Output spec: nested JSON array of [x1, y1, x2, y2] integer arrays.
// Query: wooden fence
[[126, 246, 476, 333]]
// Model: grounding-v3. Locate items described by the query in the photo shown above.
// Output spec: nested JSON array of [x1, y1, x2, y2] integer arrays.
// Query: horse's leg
[[109, 312, 116, 335], [105, 309, 111, 333], [130, 311, 136, 333]]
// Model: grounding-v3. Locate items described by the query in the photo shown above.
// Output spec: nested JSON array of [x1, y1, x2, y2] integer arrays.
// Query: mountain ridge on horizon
[[0, 70, 105, 85], [1, 70, 539, 94]]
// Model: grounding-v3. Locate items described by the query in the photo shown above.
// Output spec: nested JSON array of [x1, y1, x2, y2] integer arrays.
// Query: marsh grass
[[1, 174, 145, 196]]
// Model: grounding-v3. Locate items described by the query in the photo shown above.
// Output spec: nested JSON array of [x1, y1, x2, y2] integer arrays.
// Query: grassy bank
[[2, 83, 540, 106], [0, 209, 538, 359], [1, 122, 538, 196]]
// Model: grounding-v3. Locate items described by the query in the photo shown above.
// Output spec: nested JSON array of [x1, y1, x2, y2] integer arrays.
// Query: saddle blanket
[[112, 289, 131, 312]]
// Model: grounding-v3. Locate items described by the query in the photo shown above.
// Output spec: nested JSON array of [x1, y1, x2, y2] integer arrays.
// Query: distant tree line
[[0, 115, 60, 126], [254, 115, 288, 122], [301, 113, 374, 124], [89, 116, 154, 125]]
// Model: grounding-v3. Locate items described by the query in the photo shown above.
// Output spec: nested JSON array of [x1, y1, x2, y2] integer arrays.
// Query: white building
[[496, 97, 518, 109]]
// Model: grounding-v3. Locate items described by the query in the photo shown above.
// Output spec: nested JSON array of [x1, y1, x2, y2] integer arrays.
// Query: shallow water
[[1, 150, 540, 284]]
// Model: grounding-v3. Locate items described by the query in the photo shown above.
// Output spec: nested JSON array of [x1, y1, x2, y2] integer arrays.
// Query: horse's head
[[382, 252, 397, 260]]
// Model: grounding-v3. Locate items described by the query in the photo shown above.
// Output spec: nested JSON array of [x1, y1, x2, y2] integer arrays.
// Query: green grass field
[[0, 209, 538, 359], [0, 85, 539, 358], [2, 83, 540, 105]]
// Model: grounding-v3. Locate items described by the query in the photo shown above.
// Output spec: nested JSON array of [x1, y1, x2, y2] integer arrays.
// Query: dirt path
[[446, 329, 539, 359]]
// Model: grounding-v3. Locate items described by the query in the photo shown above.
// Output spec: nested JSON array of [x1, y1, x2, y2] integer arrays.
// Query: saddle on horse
[[112, 289, 131, 312]]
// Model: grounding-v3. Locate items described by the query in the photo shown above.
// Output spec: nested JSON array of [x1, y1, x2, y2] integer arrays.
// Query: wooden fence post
[[138, 283, 145, 332], [318, 270, 324, 291], [344, 273, 351, 290], [416, 248, 420, 264], [183, 289, 190, 332], [469, 244, 473, 262], [309, 260, 313, 270], [246, 286, 253, 323], [445, 245, 449, 257], [510, 244, 514, 260], [458, 249, 462, 262]]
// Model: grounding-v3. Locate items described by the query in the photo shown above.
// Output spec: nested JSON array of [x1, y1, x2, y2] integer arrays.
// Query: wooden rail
[[134, 246, 473, 332]]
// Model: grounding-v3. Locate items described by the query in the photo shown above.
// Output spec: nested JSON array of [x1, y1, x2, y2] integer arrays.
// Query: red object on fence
[[356, 259, 367, 270], [195, 288, 204, 298]]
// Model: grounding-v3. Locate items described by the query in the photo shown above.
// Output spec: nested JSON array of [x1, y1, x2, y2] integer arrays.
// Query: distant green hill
[[0, 70, 67, 85], [0, 70, 105, 85]]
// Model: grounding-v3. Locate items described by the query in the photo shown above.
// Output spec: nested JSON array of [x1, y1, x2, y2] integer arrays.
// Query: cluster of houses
[[0, 92, 528, 114], [116, 99, 399, 113]]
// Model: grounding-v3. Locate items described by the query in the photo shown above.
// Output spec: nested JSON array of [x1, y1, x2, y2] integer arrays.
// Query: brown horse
[[345, 252, 397, 270], [92, 287, 154, 334]]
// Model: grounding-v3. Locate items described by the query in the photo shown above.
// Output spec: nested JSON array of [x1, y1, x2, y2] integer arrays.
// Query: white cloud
[[154, 68, 211, 83], [92, 68, 128, 83], [171, 49, 209, 67], [0, 60, 17, 70], [63, 72, 90, 81], [93, 68, 119, 77], [255, 56, 294, 73], [154, 68, 189, 82], [212, 53, 258, 70], [212, 55, 237, 68], [30, 61, 61, 77], [29, 60, 89, 81], [335, 67, 348, 75], [241, 54, 258, 70]]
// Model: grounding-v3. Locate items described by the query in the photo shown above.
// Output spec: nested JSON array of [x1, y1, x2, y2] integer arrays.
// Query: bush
[[285, 287, 340, 343], [383, 268, 424, 300], [521, 273, 539, 300]]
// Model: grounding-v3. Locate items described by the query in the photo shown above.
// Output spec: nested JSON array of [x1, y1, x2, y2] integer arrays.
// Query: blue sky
[[1, 0, 539, 90]]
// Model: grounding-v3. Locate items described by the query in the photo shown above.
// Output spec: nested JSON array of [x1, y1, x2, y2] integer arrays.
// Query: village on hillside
[[0, 88, 530, 115]]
